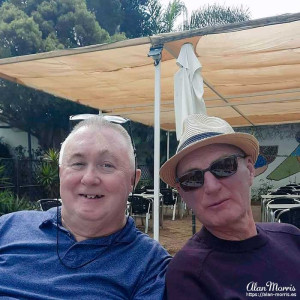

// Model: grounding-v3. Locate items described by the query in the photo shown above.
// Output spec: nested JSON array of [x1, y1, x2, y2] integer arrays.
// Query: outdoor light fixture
[[148, 45, 163, 66]]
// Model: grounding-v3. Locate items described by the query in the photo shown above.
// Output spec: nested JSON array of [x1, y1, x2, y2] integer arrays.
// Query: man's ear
[[175, 183, 184, 196], [132, 169, 141, 189], [246, 157, 255, 186]]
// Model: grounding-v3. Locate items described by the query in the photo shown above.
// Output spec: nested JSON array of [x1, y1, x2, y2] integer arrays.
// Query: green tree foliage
[[142, 1, 250, 34], [0, 190, 37, 215], [0, 162, 11, 187], [3, 0, 109, 51], [160, 0, 186, 33], [0, 0, 108, 149], [117, 0, 186, 37], [0, 80, 98, 148], [0, 3, 43, 56], [189, 4, 250, 30], [143, 0, 164, 34], [0, 138, 12, 158], [119, 0, 152, 38], [37, 148, 59, 198], [86, 0, 122, 35]]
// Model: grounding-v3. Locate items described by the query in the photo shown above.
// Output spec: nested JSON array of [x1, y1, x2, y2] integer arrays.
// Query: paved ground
[[136, 205, 261, 256]]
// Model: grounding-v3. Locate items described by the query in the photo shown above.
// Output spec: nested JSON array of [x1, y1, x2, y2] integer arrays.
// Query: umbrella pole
[[149, 46, 163, 241]]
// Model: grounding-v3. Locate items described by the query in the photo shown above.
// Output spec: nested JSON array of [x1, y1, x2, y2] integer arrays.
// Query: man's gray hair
[[59, 116, 135, 169]]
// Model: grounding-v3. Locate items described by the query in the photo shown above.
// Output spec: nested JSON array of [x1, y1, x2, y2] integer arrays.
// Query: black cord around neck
[[55, 206, 111, 269], [128, 121, 137, 197]]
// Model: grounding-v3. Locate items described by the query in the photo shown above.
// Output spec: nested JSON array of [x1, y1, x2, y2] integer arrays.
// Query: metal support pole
[[167, 131, 170, 160], [166, 131, 170, 188], [148, 46, 163, 241], [192, 211, 196, 235], [27, 130, 33, 200]]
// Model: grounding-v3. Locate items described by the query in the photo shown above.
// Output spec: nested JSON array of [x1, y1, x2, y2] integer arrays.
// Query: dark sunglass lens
[[211, 156, 238, 177], [179, 170, 204, 191]]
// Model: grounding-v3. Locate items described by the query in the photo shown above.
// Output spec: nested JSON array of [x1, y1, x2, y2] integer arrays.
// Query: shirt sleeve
[[131, 250, 171, 300]]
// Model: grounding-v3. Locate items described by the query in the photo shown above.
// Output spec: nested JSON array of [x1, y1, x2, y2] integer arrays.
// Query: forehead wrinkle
[[67, 149, 118, 161]]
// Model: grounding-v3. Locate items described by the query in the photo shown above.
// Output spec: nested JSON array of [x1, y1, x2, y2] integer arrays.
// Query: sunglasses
[[176, 154, 246, 192]]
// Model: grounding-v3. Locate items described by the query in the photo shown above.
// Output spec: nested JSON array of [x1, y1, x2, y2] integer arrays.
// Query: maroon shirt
[[166, 223, 300, 299]]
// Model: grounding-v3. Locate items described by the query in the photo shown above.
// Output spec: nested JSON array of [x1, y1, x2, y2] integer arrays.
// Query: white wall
[[236, 123, 300, 190]]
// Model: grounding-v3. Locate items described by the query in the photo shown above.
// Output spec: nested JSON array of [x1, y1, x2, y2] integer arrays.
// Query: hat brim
[[159, 132, 259, 188]]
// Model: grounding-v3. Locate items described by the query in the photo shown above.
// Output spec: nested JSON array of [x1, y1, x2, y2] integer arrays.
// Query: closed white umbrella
[[174, 43, 207, 140], [174, 43, 207, 234]]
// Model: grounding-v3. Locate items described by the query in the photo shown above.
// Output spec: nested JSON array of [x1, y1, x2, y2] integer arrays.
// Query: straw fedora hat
[[160, 114, 259, 188]]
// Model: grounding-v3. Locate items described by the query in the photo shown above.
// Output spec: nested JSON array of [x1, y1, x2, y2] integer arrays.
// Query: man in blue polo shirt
[[0, 117, 171, 299]]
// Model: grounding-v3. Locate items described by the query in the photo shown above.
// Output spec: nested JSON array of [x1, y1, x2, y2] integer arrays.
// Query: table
[[261, 194, 300, 199], [130, 193, 164, 228], [147, 189, 187, 220], [265, 203, 300, 222], [260, 194, 300, 221], [268, 188, 300, 194]]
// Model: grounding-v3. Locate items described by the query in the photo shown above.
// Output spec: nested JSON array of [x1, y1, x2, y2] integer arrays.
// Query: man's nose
[[203, 171, 222, 194], [81, 166, 101, 185]]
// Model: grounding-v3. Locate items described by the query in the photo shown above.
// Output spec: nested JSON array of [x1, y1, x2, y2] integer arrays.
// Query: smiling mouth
[[80, 194, 103, 199]]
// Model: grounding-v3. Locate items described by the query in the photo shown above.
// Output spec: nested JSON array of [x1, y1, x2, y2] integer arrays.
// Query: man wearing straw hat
[[160, 114, 300, 299]]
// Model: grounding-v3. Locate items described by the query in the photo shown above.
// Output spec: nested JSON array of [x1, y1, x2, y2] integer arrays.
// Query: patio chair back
[[270, 190, 291, 195], [160, 188, 178, 221], [130, 196, 151, 214], [276, 207, 300, 228], [160, 188, 175, 206], [130, 196, 152, 233], [37, 199, 61, 211]]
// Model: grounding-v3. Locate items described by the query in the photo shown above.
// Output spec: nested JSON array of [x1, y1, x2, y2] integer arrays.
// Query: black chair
[[265, 198, 300, 222], [268, 198, 300, 205], [289, 207, 300, 228], [130, 196, 152, 233], [37, 199, 62, 211], [134, 187, 146, 194], [276, 207, 300, 228], [277, 187, 297, 194], [160, 188, 177, 221], [270, 190, 291, 195]]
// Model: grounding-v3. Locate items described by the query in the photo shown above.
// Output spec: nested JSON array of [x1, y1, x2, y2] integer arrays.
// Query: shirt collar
[[39, 207, 137, 245], [196, 225, 268, 252]]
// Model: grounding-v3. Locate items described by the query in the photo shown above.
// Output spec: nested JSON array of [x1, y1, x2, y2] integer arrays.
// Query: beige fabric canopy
[[0, 13, 299, 130]]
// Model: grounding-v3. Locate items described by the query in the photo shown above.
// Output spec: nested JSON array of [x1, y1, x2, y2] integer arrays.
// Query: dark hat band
[[177, 132, 221, 153]]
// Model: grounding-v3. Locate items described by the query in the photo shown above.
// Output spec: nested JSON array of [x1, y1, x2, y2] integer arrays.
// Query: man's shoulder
[[120, 218, 170, 261], [256, 222, 300, 236], [171, 232, 211, 264], [134, 229, 170, 254], [0, 209, 53, 228]]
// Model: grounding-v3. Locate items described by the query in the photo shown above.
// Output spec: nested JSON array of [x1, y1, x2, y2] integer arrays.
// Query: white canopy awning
[[0, 13, 299, 130]]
